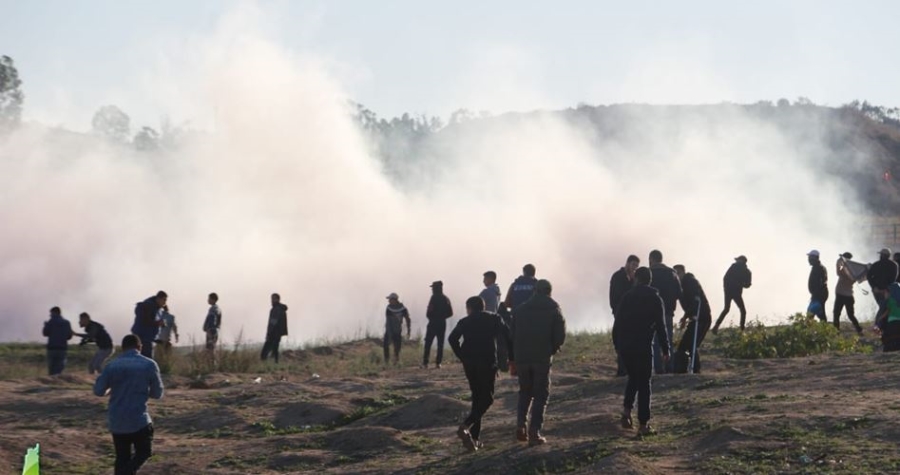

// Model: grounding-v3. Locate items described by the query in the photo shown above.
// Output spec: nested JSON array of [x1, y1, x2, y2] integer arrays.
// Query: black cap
[[430, 281, 443, 288], [841, 252, 853, 259]]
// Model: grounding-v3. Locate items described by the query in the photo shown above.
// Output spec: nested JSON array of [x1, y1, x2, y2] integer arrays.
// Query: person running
[[93, 334, 164, 475], [876, 283, 900, 351], [712, 255, 752, 334], [834, 252, 863, 334], [43, 307, 74, 375], [807, 250, 829, 322], [77, 312, 114, 374], [610, 255, 640, 376], [423, 281, 453, 369], [648, 250, 681, 374], [384, 293, 411, 365], [203, 293, 221, 351], [672, 265, 711, 373], [505, 264, 537, 312], [479, 271, 502, 313], [261, 293, 288, 363], [868, 248, 899, 323], [131, 291, 167, 359], [511, 279, 566, 446], [613, 267, 669, 436], [155, 306, 179, 354], [449, 296, 513, 452]]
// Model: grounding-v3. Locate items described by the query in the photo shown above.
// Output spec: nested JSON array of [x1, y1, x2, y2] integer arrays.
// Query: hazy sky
[[2, 0, 899, 130]]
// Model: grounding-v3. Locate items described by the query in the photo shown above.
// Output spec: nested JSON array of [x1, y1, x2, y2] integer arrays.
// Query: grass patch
[[716, 314, 872, 359]]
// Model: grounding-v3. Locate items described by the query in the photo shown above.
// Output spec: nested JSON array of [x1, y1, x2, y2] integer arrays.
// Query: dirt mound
[[694, 426, 751, 451], [36, 373, 93, 386], [319, 426, 406, 455], [165, 406, 245, 434], [575, 452, 664, 474], [274, 401, 347, 428], [363, 394, 468, 430]]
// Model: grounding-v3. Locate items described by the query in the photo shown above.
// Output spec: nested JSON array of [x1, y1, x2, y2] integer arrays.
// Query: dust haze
[[0, 8, 872, 345]]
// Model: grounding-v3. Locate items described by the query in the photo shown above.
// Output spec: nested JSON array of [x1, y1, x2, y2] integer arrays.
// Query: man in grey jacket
[[479, 271, 502, 313], [511, 279, 566, 446]]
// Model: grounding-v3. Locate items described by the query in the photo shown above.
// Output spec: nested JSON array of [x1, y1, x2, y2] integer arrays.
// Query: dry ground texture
[[1, 327, 898, 474]]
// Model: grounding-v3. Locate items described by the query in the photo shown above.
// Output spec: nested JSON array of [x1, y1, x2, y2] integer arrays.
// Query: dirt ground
[[1, 334, 899, 474]]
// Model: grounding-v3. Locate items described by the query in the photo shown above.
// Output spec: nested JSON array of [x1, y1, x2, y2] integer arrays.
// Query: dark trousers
[[139, 340, 154, 359], [462, 362, 496, 441], [833, 294, 861, 331], [652, 314, 674, 374], [621, 350, 653, 425], [517, 363, 551, 434], [882, 321, 900, 352], [676, 316, 711, 373], [613, 312, 626, 376], [716, 290, 747, 330], [423, 320, 446, 366], [260, 337, 281, 363], [383, 332, 402, 362], [113, 424, 153, 475], [47, 349, 67, 375], [496, 336, 509, 372]]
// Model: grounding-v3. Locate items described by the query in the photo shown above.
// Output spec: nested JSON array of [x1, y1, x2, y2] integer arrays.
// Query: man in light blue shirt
[[94, 334, 164, 475]]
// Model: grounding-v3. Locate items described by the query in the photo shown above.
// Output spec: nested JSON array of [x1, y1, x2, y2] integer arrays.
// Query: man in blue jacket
[[43, 306, 74, 375], [94, 334, 164, 475], [131, 291, 167, 359]]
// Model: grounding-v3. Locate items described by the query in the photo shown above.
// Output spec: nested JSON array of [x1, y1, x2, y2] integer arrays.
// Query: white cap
[[807, 249, 820, 257], [386, 292, 399, 300]]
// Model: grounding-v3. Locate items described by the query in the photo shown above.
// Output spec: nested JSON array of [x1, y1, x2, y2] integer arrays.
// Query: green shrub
[[720, 313, 871, 359]]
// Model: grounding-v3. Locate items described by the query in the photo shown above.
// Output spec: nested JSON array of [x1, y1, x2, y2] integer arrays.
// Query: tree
[[91, 105, 131, 142], [0, 55, 24, 129], [133, 126, 160, 151]]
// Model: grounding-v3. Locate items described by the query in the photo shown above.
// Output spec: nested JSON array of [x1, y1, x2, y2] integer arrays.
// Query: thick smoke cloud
[[0, 9, 873, 345]]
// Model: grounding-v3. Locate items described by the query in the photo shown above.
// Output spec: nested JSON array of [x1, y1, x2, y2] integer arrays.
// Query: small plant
[[719, 313, 871, 359]]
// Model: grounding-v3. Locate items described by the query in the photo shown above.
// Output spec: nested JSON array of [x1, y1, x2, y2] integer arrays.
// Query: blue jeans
[[47, 349, 67, 375], [652, 314, 674, 374]]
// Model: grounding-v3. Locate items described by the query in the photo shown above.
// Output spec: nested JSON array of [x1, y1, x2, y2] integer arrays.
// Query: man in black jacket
[[506, 264, 537, 312], [261, 293, 288, 363], [673, 265, 711, 373], [77, 312, 114, 374], [713, 255, 752, 334], [808, 250, 828, 321], [648, 250, 681, 374], [609, 255, 640, 376], [613, 267, 668, 436], [868, 248, 899, 319], [449, 296, 513, 451], [423, 281, 453, 369]]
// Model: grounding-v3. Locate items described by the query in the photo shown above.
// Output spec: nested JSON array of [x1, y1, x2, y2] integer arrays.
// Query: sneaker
[[620, 413, 633, 429], [711, 326, 719, 335], [457, 424, 476, 451], [516, 426, 528, 442], [528, 432, 547, 446], [473, 440, 483, 450], [638, 424, 657, 436], [435, 363, 442, 369]]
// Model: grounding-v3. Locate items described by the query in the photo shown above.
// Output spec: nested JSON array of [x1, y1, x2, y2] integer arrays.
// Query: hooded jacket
[[478, 284, 502, 313], [511, 293, 566, 365], [723, 262, 752, 293], [267, 303, 288, 340], [448, 311, 513, 367], [679, 273, 711, 321], [426, 289, 453, 322], [650, 263, 682, 316], [613, 284, 668, 356]]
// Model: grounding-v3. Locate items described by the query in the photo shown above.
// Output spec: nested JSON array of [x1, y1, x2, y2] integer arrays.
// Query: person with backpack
[[77, 312, 114, 374], [712, 255, 752, 333], [131, 291, 167, 359], [384, 292, 411, 365], [43, 307, 74, 375], [261, 293, 288, 364], [672, 265, 711, 373], [505, 264, 537, 312], [423, 281, 453, 369]]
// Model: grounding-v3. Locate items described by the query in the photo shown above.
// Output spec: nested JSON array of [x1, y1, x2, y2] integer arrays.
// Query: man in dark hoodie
[[261, 293, 288, 363], [613, 267, 668, 436], [449, 296, 513, 452], [131, 291, 167, 359], [77, 312, 114, 374], [648, 250, 681, 374], [868, 248, 899, 319], [505, 264, 537, 312], [713, 255, 752, 334], [610, 255, 640, 376], [673, 265, 711, 373], [511, 279, 566, 446], [384, 292, 411, 365], [43, 306, 74, 375], [808, 250, 829, 322], [423, 281, 453, 369]]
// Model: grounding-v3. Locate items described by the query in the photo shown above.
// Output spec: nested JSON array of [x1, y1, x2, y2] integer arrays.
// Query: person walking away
[[610, 255, 640, 376], [876, 283, 900, 351], [834, 252, 863, 334], [672, 265, 711, 373], [511, 279, 566, 446], [648, 250, 681, 374], [77, 312, 114, 374], [613, 267, 669, 436], [449, 296, 513, 451], [713, 255, 752, 334], [505, 264, 537, 312], [479, 271, 502, 313], [807, 250, 829, 322], [423, 281, 453, 369], [261, 293, 288, 363], [43, 307, 74, 375], [93, 334, 164, 475], [131, 291, 167, 359], [384, 293, 411, 365], [203, 293, 221, 351], [868, 248, 899, 325], [155, 306, 179, 355]]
